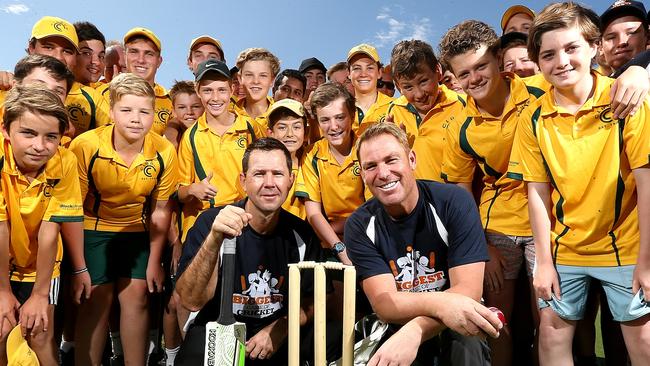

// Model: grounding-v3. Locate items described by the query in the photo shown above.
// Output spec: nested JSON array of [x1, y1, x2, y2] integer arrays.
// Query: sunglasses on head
[[377, 80, 395, 90]]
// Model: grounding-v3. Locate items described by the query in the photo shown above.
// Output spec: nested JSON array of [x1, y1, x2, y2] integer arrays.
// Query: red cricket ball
[[488, 306, 507, 325]]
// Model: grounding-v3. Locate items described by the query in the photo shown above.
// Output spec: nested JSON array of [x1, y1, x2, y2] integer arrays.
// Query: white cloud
[[374, 6, 431, 48], [1, 3, 29, 14]]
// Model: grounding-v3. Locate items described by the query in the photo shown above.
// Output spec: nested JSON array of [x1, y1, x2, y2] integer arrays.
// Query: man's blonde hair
[[356, 122, 410, 163], [235, 48, 281, 77], [109, 72, 155, 108]]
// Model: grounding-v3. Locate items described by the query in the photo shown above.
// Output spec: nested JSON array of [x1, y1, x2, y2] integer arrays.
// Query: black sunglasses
[[377, 80, 395, 90]]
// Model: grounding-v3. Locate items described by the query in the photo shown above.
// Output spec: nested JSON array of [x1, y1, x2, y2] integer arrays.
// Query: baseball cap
[[124, 27, 162, 52], [6, 325, 40, 365], [600, 0, 648, 32], [500, 32, 528, 50], [500, 5, 536, 32], [194, 59, 231, 82], [298, 57, 326, 74], [31, 16, 79, 52], [189, 35, 224, 59], [347, 44, 380, 63], [267, 98, 306, 119]]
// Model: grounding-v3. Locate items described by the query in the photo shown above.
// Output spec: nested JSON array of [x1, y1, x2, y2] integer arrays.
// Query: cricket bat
[[204, 237, 247, 366]]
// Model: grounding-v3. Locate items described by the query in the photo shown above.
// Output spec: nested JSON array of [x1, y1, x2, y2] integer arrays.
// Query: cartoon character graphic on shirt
[[390, 246, 446, 292], [233, 267, 284, 318]]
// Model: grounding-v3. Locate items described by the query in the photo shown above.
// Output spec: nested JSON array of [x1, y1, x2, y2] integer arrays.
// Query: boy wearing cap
[[296, 82, 369, 265], [73, 22, 106, 88], [347, 43, 394, 135], [299, 57, 327, 99], [267, 99, 308, 219], [233, 48, 280, 130], [601, 0, 649, 74], [501, 5, 535, 34], [27, 16, 110, 138], [98, 27, 172, 136], [439, 20, 548, 366], [508, 3, 650, 365], [0, 86, 83, 366], [386, 39, 466, 183], [177, 60, 265, 242], [186, 35, 224, 74]]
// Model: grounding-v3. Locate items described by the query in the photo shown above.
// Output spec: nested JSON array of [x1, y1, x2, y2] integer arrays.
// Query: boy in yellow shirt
[[233, 48, 280, 130], [0, 86, 83, 365], [508, 3, 650, 364], [347, 43, 394, 135], [177, 60, 265, 241], [70, 73, 177, 366]]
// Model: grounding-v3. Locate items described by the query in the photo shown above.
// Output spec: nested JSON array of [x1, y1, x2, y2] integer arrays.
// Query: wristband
[[72, 267, 88, 275]]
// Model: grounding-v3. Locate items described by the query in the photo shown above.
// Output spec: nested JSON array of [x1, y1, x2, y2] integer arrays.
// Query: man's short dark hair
[[242, 138, 292, 173], [14, 54, 75, 94], [272, 69, 307, 93], [74, 21, 106, 46]]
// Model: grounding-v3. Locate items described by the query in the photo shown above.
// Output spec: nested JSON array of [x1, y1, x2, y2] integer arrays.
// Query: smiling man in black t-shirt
[[174, 138, 328, 365], [344, 123, 503, 366]]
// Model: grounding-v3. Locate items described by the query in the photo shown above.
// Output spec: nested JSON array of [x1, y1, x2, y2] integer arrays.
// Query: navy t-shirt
[[177, 199, 323, 336], [345, 180, 488, 293]]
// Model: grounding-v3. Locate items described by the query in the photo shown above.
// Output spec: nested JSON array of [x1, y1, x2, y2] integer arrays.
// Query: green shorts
[[84, 230, 150, 285]]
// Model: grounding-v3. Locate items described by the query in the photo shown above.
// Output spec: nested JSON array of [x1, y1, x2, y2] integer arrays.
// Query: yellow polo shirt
[[508, 72, 650, 266], [354, 92, 394, 136], [69, 125, 178, 232], [283, 156, 306, 220], [442, 73, 545, 236], [97, 82, 172, 136], [0, 137, 83, 282], [66, 81, 111, 136], [295, 137, 368, 220], [177, 112, 265, 239], [387, 86, 466, 182], [234, 96, 274, 130]]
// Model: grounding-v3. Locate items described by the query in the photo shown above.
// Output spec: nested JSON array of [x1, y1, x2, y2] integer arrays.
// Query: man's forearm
[[61, 222, 86, 271], [176, 230, 222, 311], [370, 290, 454, 324]]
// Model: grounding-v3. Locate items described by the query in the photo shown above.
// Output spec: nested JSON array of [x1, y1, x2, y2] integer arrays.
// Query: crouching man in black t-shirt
[[174, 138, 333, 365], [344, 123, 503, 366]]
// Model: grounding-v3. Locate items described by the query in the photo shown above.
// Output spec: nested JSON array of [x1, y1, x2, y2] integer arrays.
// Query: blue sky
[[1, 0, 616, 88]]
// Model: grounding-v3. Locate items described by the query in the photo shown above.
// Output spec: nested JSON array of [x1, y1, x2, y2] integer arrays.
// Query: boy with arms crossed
[[508, 3, 650, 365]]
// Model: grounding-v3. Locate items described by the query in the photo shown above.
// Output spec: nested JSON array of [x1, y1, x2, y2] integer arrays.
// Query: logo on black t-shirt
[[232, 268, 284, 318], [389, 246, 446, 292]]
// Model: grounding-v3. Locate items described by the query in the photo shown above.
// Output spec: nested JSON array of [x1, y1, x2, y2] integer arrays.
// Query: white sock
[[110, 331, 123, 357], [60, 340, 75, 353], [165, 346, 180, 366]]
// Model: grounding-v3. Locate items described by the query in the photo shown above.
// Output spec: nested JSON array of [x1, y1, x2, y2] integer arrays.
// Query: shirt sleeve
[[623, 99, 650, 169], [441, 116, 476, 183], [294, 148, 321, 202], [43, 149, 84, 223], [94, 90, 112, 127], [152, 145, 179, 201], [177, 130, 196, 187], [0, 176, 7, 222], [441, 186, 489, 268], [68, 137, 90, 201], [507, 105, 550, 182], [344, 209, 393, 280]]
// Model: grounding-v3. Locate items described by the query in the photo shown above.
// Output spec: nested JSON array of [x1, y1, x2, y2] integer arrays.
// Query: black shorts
[[11, 277, 60, 305]]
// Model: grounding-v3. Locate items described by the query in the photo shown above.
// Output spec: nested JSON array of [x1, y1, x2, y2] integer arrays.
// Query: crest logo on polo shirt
[[232, 268, 284, 318], [599, 107, 614, 124], [237, 135, 247, 148], [43, 179, 60, 198], [142, 162, 157, 178], [352, 162, 361, 176], [67, 104, 87, 123], [389, 246, 446, 292], [157, 108, 171, 124]]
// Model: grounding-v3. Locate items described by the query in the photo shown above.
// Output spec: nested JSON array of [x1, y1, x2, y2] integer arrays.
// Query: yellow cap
[[347, 44, 380, 63], [31, 16, 79, 51], [500, 5, 535, 32], [267, 98, 306, 119], [189, 35, 224, 58], [6, 325, 40, 365], [124, 27, 161, 52]]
